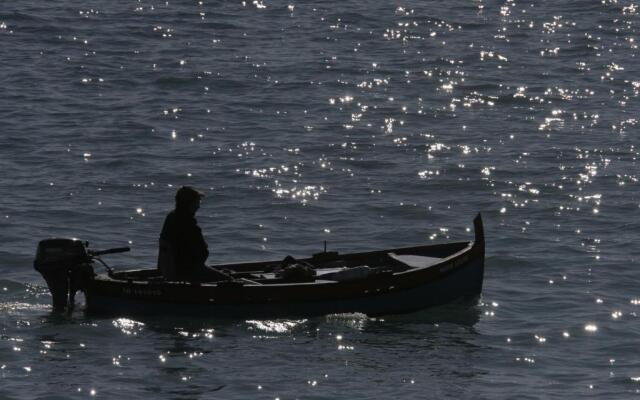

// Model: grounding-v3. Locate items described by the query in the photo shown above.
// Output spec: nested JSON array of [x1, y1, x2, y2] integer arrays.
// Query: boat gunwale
[[95, 240, 475, 287]]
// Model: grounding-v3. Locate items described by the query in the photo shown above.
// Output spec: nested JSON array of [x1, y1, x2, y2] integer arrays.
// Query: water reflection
[[113, 318, 145, 336], [245, 319, 308, 334]]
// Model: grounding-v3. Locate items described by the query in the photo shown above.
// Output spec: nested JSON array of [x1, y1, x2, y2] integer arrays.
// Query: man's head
[[175, 186, 204, 214]]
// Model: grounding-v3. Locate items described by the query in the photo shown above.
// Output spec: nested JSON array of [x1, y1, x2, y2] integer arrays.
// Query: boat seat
[[387, 253, 442, 269]]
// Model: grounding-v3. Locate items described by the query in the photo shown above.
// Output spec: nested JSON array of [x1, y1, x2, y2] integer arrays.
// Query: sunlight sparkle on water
[[535, 335, 546, 343], [1, 0, 639, 397], [113, 318, 145, 335], [246, 319, 307, 333]]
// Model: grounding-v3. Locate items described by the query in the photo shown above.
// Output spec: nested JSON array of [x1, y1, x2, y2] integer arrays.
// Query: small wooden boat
[[34, 214, 485, 318]]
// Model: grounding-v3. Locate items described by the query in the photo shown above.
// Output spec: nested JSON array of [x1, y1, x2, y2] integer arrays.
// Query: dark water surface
[[1, 0, 639, 398]]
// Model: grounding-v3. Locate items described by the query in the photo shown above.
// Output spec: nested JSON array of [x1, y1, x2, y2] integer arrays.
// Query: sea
[[1, 0, 639, 398]]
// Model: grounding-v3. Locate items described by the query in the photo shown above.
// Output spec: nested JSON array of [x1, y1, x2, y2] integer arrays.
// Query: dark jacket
[[159, 208, 209, 280]]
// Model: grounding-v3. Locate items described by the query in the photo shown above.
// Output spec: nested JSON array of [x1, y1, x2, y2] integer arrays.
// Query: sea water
[[1, 0, 639, 398]]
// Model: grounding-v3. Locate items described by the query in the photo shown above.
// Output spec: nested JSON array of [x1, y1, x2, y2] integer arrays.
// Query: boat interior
[[107, 241, 472, 285]]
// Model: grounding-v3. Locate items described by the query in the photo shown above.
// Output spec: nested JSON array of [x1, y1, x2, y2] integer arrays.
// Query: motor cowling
[[34, 238, 95, 311]]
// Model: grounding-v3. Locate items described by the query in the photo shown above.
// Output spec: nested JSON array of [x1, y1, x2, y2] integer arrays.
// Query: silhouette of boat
[[34, 214, 485, 318]]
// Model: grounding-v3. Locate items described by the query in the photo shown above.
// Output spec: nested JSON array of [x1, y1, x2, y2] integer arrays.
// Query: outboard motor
[[34, 238, 95, 311]]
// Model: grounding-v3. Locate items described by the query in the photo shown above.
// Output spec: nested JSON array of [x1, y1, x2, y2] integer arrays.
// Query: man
[[158, 186, 230, 282]]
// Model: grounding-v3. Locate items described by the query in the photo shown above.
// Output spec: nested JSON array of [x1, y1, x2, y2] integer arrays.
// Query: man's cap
[[175, 186, 204, 204]]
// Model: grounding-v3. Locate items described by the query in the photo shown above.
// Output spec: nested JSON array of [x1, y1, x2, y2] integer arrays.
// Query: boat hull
[[87, 258, 482, 318], [85, 244, 484, 318], [81, 214, 485, 318]]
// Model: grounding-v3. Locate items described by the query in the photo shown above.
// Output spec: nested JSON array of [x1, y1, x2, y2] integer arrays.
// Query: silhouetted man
[[158, 186, 229, 282]]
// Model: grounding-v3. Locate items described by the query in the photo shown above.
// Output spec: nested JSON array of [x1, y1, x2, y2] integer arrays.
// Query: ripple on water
[[1, 0, 640, 397]]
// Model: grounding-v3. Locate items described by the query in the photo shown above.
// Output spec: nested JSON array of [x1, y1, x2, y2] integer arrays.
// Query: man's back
[[159, 208, 209, 280]]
